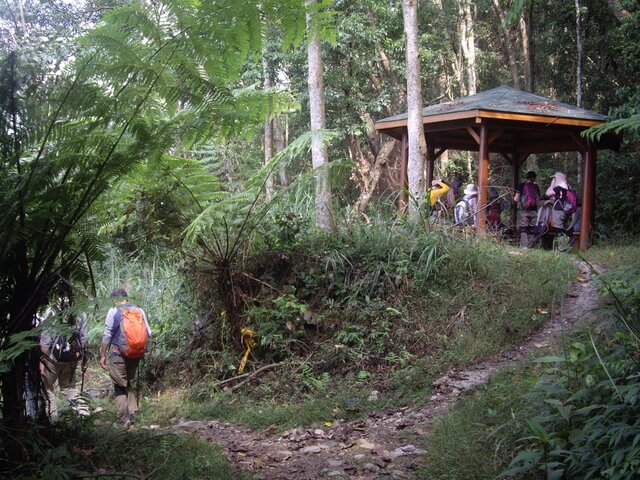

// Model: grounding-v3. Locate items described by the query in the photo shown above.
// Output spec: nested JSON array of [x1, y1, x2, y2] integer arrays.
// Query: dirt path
[[171, 260, 602, 480]]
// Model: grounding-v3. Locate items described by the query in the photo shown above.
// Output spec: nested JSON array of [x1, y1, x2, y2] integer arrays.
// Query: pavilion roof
[[374, 85, 620, 153], [376, 85, 607, 125]]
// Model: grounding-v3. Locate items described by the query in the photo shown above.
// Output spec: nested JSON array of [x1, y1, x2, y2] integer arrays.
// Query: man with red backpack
[[513, 171, 541, 248], [100, 288, 151, 428]]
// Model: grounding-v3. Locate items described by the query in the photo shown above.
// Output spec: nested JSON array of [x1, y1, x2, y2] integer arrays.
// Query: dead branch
[[223, 362, 281, 393], [211, 372, 252, 389]]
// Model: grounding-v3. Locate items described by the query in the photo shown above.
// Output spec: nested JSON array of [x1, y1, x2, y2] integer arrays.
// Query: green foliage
[[420, 244, 640, 480], [0, 416, 244, 479], [0, 329, 38, 375], [0, 0, 330, 424], [245, 293, 310, 359], [588, 150, 640, 236], [498, 263, 640, 480], [500, 332, 640, 479]]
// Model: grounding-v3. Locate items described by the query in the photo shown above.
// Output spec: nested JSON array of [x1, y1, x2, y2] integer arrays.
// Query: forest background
[[1, 0, 639, 478]]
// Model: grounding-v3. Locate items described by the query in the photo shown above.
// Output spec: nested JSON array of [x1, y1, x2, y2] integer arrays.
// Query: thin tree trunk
[[432, 0, 451, 173], [262, 56, 274, 199], [520, 8, 534, 93], [458, 0, 477, 177], [402, 0, 427, 213], [273, 115, 288, 187], [575, 0, 584, 185], [520, 5, 537, 172], [492, 0, 520, 89], [307, 0, 335, 233]]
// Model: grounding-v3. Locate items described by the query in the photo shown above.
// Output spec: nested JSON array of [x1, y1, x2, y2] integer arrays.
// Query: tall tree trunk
[[520, 7, 534, 93], [262, 56, 274, 199], [520, 4, 537, 172], [402, 0, 427, 214], [458, 0, 477, 177], [307, 0, 335, 233], [432, 0, 450, 172], [458, 0, 477, 95], [273, 115, 288, 187], [575, 0, 584, 185], [492, 0, 520, 88]]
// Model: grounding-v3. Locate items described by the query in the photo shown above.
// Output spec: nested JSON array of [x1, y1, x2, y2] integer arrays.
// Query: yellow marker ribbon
[[238, 327, 256, 374]]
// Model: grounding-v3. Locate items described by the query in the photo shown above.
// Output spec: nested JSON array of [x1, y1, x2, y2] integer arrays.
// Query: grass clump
[[1, 415, 247, 479], [420, 367, 536, 479]]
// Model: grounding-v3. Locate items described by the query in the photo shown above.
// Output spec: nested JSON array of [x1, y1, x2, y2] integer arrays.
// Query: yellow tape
[[238, 327, 256, 374]]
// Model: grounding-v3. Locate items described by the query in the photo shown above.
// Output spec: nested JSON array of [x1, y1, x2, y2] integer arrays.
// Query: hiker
[[428, 178, 450, 207], [534, 173, 574, 250], [445, 174, 464, 211], [39, 301, 89, 420], [546, 172, 576, 250], [454, 183, 478, 226], [428, 178, 450, 220], [513, 171, 541, 248], [100, 288, 151, 427]]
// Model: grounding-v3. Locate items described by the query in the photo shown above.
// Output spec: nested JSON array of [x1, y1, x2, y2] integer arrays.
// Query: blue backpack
[[454, 199, 471, 225]]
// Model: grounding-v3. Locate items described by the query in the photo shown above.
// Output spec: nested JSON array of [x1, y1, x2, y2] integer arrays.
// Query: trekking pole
[[80, 350, 87, 396], [136, 358, 141, 406]]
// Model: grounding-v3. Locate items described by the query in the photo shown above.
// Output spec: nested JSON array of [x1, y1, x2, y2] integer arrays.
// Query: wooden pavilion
[[374, 85, 621, 249]]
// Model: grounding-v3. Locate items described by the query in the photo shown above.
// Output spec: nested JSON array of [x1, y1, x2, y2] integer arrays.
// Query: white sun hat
[[550, 172, 569, 190], [463, 183, 478, 195]]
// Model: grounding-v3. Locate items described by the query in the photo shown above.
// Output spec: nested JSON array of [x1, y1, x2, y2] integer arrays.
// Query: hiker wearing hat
[[454, 183, 478, 226], [427, 178, 451, 220], [428, 178, 450, 207], [513, 171, 541, 248], [100, 288, 151, 428], [545, 172, 577, 249]]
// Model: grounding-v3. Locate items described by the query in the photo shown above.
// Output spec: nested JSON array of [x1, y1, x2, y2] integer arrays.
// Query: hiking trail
[[167, 260, 602, 480]]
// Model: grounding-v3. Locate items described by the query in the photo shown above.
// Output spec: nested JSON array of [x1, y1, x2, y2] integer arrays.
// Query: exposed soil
[[168, 259, 602, 480]]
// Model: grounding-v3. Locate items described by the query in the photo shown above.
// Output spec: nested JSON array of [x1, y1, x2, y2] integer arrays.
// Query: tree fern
[[584, 114, 640, 142]]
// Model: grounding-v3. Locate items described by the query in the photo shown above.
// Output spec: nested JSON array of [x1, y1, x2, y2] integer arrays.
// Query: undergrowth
[[135, 220, 577, 429], [421, 243, 640, 480], [87, 218, 579, 433], [0, 414, 246, 479]]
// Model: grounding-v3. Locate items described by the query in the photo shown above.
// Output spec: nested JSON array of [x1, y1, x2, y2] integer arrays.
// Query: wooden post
[[477, 124, 489, 232], [511, 153, 520, 230], [426, 144, 435, 189], [579, 144, 595, 250], [399, 132, 408, 210]]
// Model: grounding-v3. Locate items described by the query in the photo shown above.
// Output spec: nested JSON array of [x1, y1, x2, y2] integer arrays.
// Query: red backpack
[[520, 182, 539, 210], [565, 189, 578, 215], [115, 305, 148, 358]]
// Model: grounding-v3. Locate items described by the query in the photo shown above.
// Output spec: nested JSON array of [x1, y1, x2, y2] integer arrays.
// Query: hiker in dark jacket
[[39, 302, 89, 420], [513, 171, 540, 248]]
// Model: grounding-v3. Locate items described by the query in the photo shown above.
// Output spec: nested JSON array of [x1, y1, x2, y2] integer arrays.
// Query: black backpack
[[51, 332, 84, 363]]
